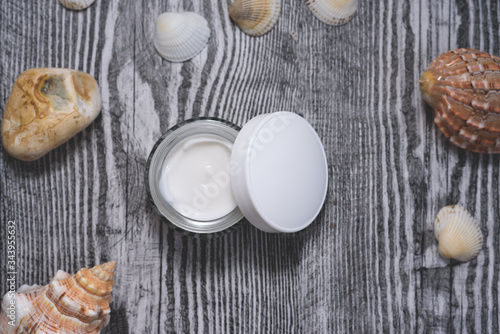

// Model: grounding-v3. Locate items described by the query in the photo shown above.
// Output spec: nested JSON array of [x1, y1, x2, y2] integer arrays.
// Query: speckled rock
[[1, 68, 101, 161]]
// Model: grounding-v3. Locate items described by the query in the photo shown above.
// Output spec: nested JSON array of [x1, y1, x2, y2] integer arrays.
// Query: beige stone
[[1, 68, 101, 161]]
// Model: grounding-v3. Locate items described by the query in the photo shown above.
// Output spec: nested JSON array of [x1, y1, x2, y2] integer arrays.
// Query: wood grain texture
[[0, 0, 499, 333]]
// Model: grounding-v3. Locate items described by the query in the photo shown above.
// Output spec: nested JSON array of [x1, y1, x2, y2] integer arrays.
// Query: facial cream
[[146, 113, 328, 236], [158, 134, 237, 221], [146, 118, 244, 235]]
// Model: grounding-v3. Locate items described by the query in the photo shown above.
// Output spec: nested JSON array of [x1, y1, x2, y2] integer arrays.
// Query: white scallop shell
[[229, 0, 281, 36], [154, 12, 211, 63], [434, 205, 483, 262], [59, 0, 96, 10], [304, 0, 357, 26]]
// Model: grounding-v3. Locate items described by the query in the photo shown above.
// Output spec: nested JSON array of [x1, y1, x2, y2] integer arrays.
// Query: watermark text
[[5, 220, 17, 326]]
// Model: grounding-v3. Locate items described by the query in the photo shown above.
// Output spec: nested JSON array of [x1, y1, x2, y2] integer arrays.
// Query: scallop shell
[[420, 48, 500, 153], [434, 205, 483, 262], [228, 0, 281, 36], [59, 0, 96, 10], [0, 261, 116, 334], [304, 0, 357, 26], [154, 12, 211, 63]]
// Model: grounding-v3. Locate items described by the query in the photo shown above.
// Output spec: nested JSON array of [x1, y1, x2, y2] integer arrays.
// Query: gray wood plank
[[0, 0, 499, 333]]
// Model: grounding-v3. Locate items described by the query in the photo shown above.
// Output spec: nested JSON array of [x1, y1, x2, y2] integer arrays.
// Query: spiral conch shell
[[59, 0, 96, 10], [304, 0, 357, 26], [0, 261, 116, 334], [229, 0, 281, 36], [420, 48, 500, 153], [154, 12, 211, 63], [434, 205, 483, 262]]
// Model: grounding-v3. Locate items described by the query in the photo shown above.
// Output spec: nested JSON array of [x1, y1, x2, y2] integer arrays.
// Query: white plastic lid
[[230, 112, 328, 233]]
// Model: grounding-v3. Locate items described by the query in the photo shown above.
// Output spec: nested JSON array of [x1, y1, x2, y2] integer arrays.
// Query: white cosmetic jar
[[146, 112, 328, 237]]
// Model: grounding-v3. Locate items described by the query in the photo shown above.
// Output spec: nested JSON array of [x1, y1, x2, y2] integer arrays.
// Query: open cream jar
[[146, 112, 328, 236]]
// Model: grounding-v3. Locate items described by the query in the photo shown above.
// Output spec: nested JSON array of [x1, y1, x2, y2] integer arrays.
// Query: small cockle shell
[[228, 0, 281, 36], [0, 261, 116, 334], [1, 68, 102, 161], [154, 12, 211, 63], [420, 48, 500, 153], [304, 0, 357, 26], [59, 0, 96, 10], [434, 205, 483, 262]]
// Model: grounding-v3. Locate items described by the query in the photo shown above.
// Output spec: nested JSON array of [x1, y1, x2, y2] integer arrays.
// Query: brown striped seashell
[[304, 0, 357, 26], [59, 0, 96, 10], [229, 0, 281, 36], [434, 205, 483, 262], [0, 261, 116, 334], [420, 48, 500, 153]]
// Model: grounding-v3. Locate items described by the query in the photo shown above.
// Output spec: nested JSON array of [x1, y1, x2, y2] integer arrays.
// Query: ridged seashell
[[420, 48, 500, 153], [1, 68, 102, 161], [228, 0, 281, 36], [59, 0, 96, 10], [434, 205, 483, 262], [154, 12, 211, 63], [304, 0, 357, 26], [0, 261, 116, 334]]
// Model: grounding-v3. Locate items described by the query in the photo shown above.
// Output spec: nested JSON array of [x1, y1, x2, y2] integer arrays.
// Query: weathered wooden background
[[0, 0, 499, 333]]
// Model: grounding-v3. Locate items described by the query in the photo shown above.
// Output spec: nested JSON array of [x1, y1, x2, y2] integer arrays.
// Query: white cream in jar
[[158, 134, 237, 221], [146, 113, 328, 236]]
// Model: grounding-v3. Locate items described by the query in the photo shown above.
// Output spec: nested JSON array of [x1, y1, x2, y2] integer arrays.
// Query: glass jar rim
[[145, 117, 244, 237]]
